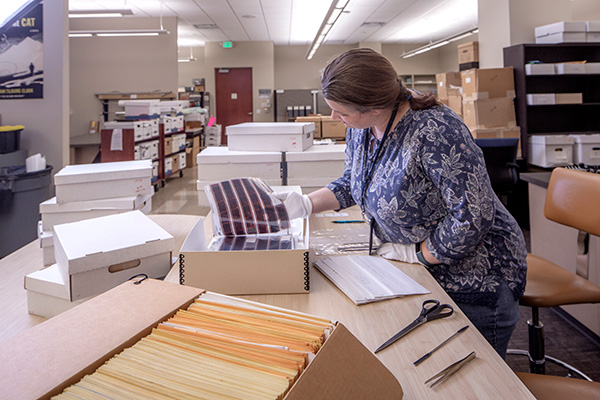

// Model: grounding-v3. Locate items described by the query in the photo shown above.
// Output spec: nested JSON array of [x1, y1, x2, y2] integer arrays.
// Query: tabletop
[[0, 211, 534, 399]]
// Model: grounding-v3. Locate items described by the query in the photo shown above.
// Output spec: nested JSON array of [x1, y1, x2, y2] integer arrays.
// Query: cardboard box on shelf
[[226, 122, 315, 152], [555, 62, 586, 74], [461, 67, 515, 100], [53, 160, 153, 204], [528, 135, 574, 167], [435, 72, 462, 99], [462, 97, 516, 130], [525, 63, 555, 75], [470, 126, 522, 158], [457, 41, 479, 64], [53, 211, 175, 301], [0, 279, 403, 399], [555, 92, 583, 104], [321, 116, 347, 139], [447, 95, 463, 118], [181, 186, 309, 295]]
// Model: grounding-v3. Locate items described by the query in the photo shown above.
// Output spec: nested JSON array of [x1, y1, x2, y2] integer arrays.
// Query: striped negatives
[[205, 178, 291, 237]]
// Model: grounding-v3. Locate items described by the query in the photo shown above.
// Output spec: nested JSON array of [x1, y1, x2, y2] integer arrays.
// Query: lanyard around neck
[[361, 104, 400, 210]]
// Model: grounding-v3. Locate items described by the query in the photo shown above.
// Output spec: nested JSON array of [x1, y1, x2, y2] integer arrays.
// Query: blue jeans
[[454, 283, 520, 359]]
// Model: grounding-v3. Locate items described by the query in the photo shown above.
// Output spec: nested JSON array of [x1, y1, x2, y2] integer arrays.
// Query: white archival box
[[535, 21, 587, 43], [180, 186, 310, 295], [53, 211, 175, 301], [196, 179, 282, 207], [226, 122, 315, 152], [569, 134, 600, 165], [25, 264, 91, 319], [53, 160, 153, 203], [528, 135, 574, 168], [196, 146, 283, 181], [40, 193, 152, 230], [286, 144, 346, 179], [118, 99, 161, 117], [38, 221, 55, 266]]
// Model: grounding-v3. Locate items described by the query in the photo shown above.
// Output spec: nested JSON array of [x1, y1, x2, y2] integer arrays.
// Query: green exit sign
[[223, 41, 233, 48]]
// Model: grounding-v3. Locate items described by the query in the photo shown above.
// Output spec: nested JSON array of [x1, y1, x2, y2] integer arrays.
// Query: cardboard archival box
[[446, 95, 463, 118], [462, 97, 516, 130], [25, 264, 91, 319], [53, 160, 153, 204], [457, 41, 479, 64], [0, 279, 403, 399], [180, 186, 310, 295], [461, 67, 515, 100], [321, 115, 347, 139], [285, 144, 346, 179], [435, 71, 462, 99], [296, 115, 322, 138], [226, 122, 315, 152], [40, 193, 152, 230], [196, 146, 283, 181], [555, 92, 583, 104], [53, 210, 175, 301], [569, 134, 600, 165], [555, 62, 586, 74], [528, 135, 574, 168]]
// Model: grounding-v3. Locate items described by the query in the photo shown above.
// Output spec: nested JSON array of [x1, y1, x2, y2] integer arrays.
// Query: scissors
[[375, 299, 454, 353]]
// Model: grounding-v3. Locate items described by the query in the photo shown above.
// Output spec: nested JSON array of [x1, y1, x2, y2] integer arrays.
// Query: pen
[[331, 220, 364, 224], [413, 325, 469, 366]]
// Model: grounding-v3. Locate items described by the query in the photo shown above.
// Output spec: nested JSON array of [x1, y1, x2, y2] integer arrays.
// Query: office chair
[[508, 167, 600, 380], [474, 137, 520, 200], [516, 372, 600, 399]]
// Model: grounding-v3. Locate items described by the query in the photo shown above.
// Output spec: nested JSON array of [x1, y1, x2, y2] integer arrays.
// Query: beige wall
[[69, 17, 178, 138], [203, 41, 274, 123], [177, 46, 206, 87], [1, 0, 69, 171]]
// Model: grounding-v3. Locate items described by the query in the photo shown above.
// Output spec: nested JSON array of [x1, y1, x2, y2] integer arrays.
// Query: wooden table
[[0, 212, 534, 399]]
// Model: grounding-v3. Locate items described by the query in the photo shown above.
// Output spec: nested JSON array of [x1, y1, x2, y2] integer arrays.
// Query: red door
[[215, 67, 253, 145]]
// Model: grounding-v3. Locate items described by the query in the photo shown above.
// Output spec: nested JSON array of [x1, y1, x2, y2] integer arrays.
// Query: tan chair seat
[[522, 254, 600, 308], [516, 372, 600, 400]]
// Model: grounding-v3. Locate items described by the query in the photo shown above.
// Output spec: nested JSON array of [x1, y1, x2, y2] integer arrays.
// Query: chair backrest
[[545, 167, 600, 237], [474, 138, 520, 196]]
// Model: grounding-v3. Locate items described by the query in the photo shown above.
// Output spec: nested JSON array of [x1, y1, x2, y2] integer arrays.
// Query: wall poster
[[0, 0, 43, 99]]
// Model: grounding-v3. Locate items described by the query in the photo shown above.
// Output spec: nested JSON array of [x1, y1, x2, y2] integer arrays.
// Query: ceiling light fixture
[[178, 47, 197, 63], [68, 29, 169, 38], [306, 0, 350, 60], [68, 9, 134, 18], [400, 27, 478, 59]]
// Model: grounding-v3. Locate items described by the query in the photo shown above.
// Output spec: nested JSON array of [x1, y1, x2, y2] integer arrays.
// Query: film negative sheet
[[205, 177, 292, 238]]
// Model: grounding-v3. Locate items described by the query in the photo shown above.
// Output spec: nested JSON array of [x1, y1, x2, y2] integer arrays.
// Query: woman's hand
[[376, 242, 420, 264]]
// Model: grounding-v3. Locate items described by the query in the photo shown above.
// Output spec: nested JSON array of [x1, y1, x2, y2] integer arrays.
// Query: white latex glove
[[376, 242, 420, 264], [272, 191, 313, 220]]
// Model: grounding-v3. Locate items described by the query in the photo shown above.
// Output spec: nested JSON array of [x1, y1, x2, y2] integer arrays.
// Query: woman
[[277, 48, 527, 358]]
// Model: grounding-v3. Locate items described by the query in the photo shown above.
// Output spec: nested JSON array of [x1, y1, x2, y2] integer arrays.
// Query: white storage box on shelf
[[158, 100, 188, 114], [528, 135, 574, 168], [527, 94, 556, 105], [38, 222, 55, 266], [104, 120, 145, 141], [525, 63, 555, 75], [39, 193, 152, 231], [118, 100, 161, 117], [181, 185, 310, 295], [196, 146, 282, 181], [586, 62, 600, 73], [53, 160, 153, 203], [534, 21, 587, 44], [25, 264, 91, 319], [226, 122, 315, 152], [53, 210, 175, 301], [555, 63, 586, 74], [569, 134, 600, 164]]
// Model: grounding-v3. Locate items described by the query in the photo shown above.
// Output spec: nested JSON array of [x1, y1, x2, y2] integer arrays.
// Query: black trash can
[[0, 165, 53, 258]]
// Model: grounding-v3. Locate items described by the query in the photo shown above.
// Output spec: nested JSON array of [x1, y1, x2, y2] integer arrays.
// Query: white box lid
[[117, 99, 160, 106], [103, 121, 141, 129], [586, 21, 600, 32], [25, 264, 69, 299], [286, 144, 347, 162], [226, 122, 315, 136], [535, 21, 587, 37], [54, 160, 152, 185], [196, 146, 281, 164], [569, 134, 600, 143], [40, 193, 152, 214], [53, 210, 174, 275], [529, 135, 575, 145]]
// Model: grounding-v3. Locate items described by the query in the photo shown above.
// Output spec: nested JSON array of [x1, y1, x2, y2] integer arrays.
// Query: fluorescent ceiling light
[[400, 27, 478, 59], [69, 29, 169, 38], [306, 0, 350, 60], [69, 9, 134, 18]]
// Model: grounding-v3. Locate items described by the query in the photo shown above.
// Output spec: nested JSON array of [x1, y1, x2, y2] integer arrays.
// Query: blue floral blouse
[[327, 105, 527, 305]]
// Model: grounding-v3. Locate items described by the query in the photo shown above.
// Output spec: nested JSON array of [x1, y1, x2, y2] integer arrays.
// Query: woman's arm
[[308, 187, 340, 214]]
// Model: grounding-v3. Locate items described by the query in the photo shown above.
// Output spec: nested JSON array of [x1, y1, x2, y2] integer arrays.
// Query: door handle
[[248, 112, 253, 115]]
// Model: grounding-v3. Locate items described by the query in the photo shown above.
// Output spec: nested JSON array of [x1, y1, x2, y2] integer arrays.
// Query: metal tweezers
[[424, 351, 476, 389]]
